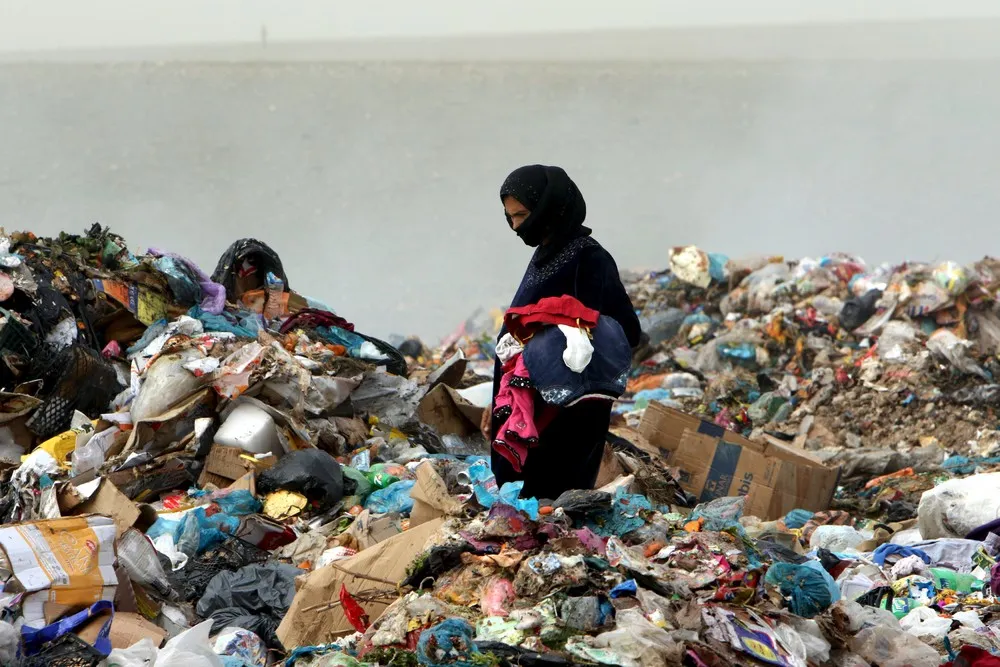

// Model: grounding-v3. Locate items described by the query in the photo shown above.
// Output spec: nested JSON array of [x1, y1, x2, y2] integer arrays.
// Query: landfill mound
[[0, 233, 996, 667]]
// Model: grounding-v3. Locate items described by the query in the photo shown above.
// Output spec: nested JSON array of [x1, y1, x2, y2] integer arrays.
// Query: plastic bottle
[[263, 271, 285, 322]]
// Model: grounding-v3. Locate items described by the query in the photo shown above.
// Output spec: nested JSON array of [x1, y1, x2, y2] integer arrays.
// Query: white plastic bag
[[809, 525, 866, 552], [927, 329, 989, 379], [103, 638, 158, 667], [899, 606, 952, 639], [917, 472, 1000, 539], [0, 621, 17, 666], [154, 620, 224, 666]]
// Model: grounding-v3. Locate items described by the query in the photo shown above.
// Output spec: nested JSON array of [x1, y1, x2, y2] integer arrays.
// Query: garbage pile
[[3, 232, 1000, 667]]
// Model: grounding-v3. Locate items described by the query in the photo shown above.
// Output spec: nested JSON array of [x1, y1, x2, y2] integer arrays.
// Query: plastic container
[[214, 403, 282, 457]]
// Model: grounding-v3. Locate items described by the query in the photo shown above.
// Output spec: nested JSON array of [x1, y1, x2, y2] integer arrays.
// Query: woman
[[485, 165, 641, 500]]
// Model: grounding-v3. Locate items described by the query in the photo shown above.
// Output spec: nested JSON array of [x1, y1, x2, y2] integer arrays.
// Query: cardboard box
[[68, 479, 158, 538], [77, 610, 167, 650], [277, 517, 445, 647], [197, 443, 276, 489], [416, 384, 483, 437], [0, 516, 118, 627], [639, 403, 840, 520]]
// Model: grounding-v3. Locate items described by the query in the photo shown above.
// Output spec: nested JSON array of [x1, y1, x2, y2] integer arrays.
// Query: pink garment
[[492, 354, 555, 473]]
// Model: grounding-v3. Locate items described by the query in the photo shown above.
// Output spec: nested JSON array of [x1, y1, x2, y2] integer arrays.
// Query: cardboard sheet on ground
[[0, 515, 117, 627], [639, 403, 840, 520], [77, 610, 167, 650], [416, 384, 483, 437], [277, 517, 445, 647], [410, 462, 464, 527]]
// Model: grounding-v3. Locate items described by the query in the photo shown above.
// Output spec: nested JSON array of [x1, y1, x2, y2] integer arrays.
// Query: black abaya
[[490, 167, 641, 499]]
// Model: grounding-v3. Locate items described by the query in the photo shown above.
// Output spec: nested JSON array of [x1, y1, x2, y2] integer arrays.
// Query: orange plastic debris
[[684, 518, 705, 533], [864, 467, 915, 490]]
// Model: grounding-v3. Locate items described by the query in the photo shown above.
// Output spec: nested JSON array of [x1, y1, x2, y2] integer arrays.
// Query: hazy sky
[[6, 0, 1000, 52]]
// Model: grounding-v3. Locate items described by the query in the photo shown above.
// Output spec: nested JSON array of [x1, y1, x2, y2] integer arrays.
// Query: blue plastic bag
[[365, 479, 416, 514], [416, 618, 480, 667], [783, 509, 814, 530], [588, 488, 652, 537], [764, 561, 840, 617], [466, 460, 539, 519]]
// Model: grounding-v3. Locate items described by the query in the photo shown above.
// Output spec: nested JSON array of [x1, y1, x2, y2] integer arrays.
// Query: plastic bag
[[927, 329, 989, 379], [481, 578, 516, 617], [917, 472, 1000, 539], [572, 608, 679, 667], [0, 621, 16, 666], [103, 638, 159, 667], [154, 620, 224, 667], [364, 479, 415, 514], [669, 246, 713, 288], [130, 349, 209, 422], [341, 465, 373, 501], [840, 289, 883, 331], [196, 563, 299, 649], [466, 461, 539, 519], [552, 490, 612, 517], [416, 618, 480, 667], [764, 562, 839, 617], [212, 627, 267, 667], [22, 600, 113, 658], [809, 525, 865, 552], [258, 449, 344, 510]]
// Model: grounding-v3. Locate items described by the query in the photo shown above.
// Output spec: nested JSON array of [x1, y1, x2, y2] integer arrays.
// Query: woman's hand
[[480, 408, 492, 441]]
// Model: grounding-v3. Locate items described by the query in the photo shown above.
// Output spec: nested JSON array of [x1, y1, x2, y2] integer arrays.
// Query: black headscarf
[[500, 165, 590, 250]]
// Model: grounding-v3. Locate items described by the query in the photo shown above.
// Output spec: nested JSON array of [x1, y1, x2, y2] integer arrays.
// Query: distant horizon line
[[5, 18, 1000, 63]]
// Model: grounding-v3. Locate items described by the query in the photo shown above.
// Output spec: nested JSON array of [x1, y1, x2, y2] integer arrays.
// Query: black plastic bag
[[475, 641, 576, 666], [212, 238, 289, 301], [552, 490, 612, 518], [403, 544, 475, 589], [169, 537, 271, 602], [839, 289, 882, 332], [196, 562, 299, 649], [258, 449, 344, 510]]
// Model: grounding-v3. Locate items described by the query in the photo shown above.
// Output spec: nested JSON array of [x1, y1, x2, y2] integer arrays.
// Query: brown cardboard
[[416, 384, 483, 437], [76, 611, 167, 650], [595, 444, 626, 489], [638, 403, 840, 520], [409, 462, 464, 527], [75, 479, 157, 538], [340, 509, 404, 551], [197, 443, 276, 488], [277, 517, 446, 647]]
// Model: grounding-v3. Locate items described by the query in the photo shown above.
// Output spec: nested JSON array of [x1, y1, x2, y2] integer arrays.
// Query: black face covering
[[500, 165, 589, 248]]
